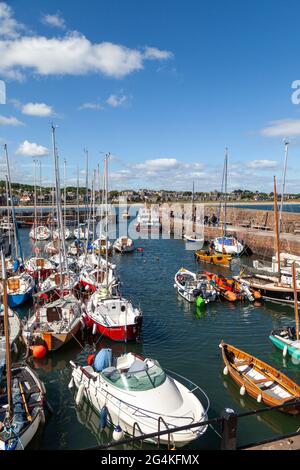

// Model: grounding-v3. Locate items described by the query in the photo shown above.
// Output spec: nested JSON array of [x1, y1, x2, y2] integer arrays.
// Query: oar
[[19, 381, 32, 422]]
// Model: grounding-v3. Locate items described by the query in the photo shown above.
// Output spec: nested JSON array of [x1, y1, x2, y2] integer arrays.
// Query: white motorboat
[[213, 236, 245, 256], [174, 268, 218, 303], [77, 253, 116, 271], [24, 294, 82, 352], [29, 225, 51, 241], [113, 237, 134, 254], [70, 349, 209, 446], [84, 292, 142, 341], [25, 257, 55, 280]]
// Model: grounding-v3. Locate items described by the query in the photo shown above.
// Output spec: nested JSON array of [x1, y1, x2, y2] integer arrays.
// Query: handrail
[[132, 421, 143, 449], [157, 416, 171, 449]]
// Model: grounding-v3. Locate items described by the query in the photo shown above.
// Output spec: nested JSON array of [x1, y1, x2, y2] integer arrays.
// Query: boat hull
[[84, 316, 139, 342], [269, 335, 300, 361], [8, 287, 34, 308], [195, 251, 232, 267]]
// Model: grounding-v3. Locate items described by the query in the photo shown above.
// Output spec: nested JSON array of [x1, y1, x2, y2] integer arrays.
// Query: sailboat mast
[[273, 175, 281, 284], [5, 175, 11, 248], [292, 262, 299, 341], [223, 147, 228, 238], [279, 140, 289, 234], [52, 126, 63, 288], [1, 249, 13, 420], [76, 166, 80, 236], [192, 181, 195, 234], [105, 154, 109, 292], [4, 145, 18, 258], [34, 159, 37, 237], [64, 159, 67, 235]]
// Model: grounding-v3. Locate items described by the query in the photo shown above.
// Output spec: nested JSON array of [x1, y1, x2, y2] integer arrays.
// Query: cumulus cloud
[[260, 119, 300, 137], [0, 3, 173, 81], [22, 102, 53, 117], [0, 115, 24, 126], [42, 13, 66, 29], [0, 2, 23, 38], [246, 159, 279, 169], [134, 158, 181, 172], [106, 94, 128, 108], [16, 140, 49, 157]]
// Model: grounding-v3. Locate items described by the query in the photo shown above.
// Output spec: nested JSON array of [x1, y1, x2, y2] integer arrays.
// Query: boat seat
[[102, 367, 117, 378]]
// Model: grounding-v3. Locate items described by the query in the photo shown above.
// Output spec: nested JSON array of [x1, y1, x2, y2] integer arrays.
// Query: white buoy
[[68, 377, 74, 389], [75, 383, 85, 406], [219, 343, 223, 349], [92, 323, 97, 335], [240, 385, 246, 396], [85, 285, 90, 291], [283, 345, 288, 358], [113, 425, 124, 441], [257, 394, 262, 403], [223, 366, 228, 376]]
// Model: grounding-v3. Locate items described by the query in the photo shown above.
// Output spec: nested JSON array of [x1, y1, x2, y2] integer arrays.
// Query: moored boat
[[174, 268, 218, 303], [113, 237, 134, 254], [84, 292, 142, 342], [70, 349, 209, 446], [194, 250, 232, 267], [25, 257, 55, 280], [5, 273, 35, 308], [220, 341, 300, 414], [29, 225, 51, 241]]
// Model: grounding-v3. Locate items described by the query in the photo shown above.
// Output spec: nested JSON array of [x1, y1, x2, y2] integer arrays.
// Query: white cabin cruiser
[[213, 236, 244, 256], [92, 236, 112, 255], [70, 349, 209, 446]]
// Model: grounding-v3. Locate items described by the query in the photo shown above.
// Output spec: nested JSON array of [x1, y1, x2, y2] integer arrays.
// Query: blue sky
[[1, 0, 300, 192]]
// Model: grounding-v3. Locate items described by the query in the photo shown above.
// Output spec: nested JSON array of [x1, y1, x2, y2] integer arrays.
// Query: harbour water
[[14, 223, 300, 450]]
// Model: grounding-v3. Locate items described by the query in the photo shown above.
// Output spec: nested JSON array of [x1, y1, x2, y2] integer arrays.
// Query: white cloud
[[16, 140, 49, 157], [0, 115, 24, 126], [22, 102, 53, 117], [78, 102, 103, 110], [144, 47, 173, 60], [134, 158, 180, 172], [0, 2, 23, 38], [42, 13, 65, 29], [0, 4, 173, 80], [106, 94, 128, 108], [260, 119, 300, 137], [247, 159, 279, 169]]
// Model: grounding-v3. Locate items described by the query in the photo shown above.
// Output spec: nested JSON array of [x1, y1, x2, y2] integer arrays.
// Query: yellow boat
[[194, 250, 232, 267]]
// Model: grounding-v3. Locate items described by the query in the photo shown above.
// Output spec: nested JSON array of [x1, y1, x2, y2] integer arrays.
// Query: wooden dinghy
[[220, 341, 300, 414], [195, 250, 232, 267]]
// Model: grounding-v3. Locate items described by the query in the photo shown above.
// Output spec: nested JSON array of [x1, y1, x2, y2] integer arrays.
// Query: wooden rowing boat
[[220, 341, 300, 414], [194, 250, 232, 267]]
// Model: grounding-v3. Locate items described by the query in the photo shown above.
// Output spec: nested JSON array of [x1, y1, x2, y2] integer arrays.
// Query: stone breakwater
[[167, 206, 300, 258]]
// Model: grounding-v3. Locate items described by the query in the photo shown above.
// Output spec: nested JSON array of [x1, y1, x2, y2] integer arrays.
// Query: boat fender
[[92, 323, 97, 335], [85, 285, 90, 291], [283, 345, 288, 358], [113, 425, 124, 441], [257, 394, 262, 403], [223, 366, 228, 376], [75, 383, 85, 406], [240, 385, 246, 396], [99, 406, 108, 429], [68, 377, 74, 389], [87, 354, 95, 366]]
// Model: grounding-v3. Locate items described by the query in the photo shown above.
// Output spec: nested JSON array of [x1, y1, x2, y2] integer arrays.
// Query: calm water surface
[[16, 226, 300, 450]]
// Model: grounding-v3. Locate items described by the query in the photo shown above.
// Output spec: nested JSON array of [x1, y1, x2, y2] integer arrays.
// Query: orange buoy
[[87, 354, 95, 366], [32, 345, 47, 359]]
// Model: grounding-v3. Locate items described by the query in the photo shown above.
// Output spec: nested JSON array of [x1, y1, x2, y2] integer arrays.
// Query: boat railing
[[132, 422, 143, 449]]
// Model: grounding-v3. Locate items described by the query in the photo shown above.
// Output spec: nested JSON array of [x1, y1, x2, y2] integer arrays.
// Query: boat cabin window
[[102, 363, 166, 391]]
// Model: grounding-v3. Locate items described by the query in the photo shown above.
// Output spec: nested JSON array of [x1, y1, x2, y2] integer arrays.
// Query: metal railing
[[81, 398, 300, 451]]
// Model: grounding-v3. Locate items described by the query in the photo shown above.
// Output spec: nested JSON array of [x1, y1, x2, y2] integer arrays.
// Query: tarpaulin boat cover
[[94, 349, 112, 372]]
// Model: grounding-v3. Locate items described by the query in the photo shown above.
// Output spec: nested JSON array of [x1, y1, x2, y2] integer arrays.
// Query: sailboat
[[183, 182, 203, 244], [0, 249, 46, 450], [213, 149, 244, 255], [29, 161, 51, 241], [234, 176, 300, 306], [6, 273, 35, 308], [113, 236, 134, 254], [83, 155, 142, 341]]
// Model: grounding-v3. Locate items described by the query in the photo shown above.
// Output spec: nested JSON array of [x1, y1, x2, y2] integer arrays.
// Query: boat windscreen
[[103, 363, 166, 391]]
